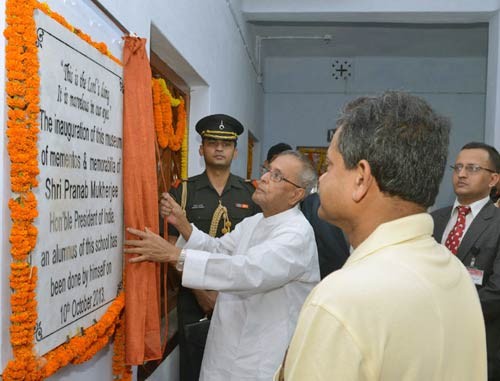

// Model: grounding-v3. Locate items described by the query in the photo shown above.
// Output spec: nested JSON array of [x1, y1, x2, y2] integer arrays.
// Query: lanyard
[[470, 247, 480, 267]]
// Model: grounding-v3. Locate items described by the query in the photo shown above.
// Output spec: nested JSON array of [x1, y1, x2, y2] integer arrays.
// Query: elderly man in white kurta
[[125, 151, 320, 381]]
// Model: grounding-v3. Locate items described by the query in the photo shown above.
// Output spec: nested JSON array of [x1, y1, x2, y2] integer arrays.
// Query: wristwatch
[[175, 248, 187, 271]]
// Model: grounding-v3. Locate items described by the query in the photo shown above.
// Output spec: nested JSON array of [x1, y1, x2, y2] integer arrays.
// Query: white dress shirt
[[179, 205, 320, 381], [440, 195, 490, 245]]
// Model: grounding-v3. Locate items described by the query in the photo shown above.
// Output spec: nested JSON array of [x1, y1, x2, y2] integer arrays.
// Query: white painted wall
[[244, 0, 500, 198], [145, 0, 263, 177], [486, 13, 500, 150], [1, 0, 262, 379], [2, 0, 500, 379], [263, 55, 487, 208], [146, 347, 180, 381]]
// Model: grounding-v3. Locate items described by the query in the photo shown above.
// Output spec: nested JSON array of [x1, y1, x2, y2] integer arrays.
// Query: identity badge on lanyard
[[466, 249, 484, 286]]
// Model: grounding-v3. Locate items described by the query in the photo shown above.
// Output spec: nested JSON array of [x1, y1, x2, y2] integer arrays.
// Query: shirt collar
[[195, 171, 212, 190], [452, 195, 490, 219], [226, 173, 245, 190], [196, 171, 244, 191], [261, 204, 300, 225], [345, 213, 433, 267]]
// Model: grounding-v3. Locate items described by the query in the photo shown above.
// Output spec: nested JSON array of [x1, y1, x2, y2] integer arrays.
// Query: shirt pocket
[[473, 247, 496, 277], [228, 205, 255, 225]]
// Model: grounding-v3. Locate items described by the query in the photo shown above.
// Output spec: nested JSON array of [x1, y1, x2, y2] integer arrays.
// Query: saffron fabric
[[122, 36, 162, 364]]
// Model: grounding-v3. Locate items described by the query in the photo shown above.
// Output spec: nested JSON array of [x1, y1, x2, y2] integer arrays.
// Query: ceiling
[[239, 1, 490, 64], [250, 22, 488, 58]]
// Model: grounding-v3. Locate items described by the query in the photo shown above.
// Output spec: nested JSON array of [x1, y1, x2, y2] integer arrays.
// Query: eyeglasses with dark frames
[[450, 164, 496, 174], [260, 165, 304, 189]]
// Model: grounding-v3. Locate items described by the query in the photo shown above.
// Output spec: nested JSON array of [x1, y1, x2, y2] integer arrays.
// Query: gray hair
[[336, 91, 450, 208], [277, 150, 318, 197]]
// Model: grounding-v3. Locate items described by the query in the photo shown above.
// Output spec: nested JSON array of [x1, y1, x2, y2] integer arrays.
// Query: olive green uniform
[[169, 172, 259, 238]]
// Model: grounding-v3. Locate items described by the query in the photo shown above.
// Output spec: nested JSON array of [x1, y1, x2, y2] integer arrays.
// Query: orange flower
[[152, 79, 168, 148], [36, 3, 121, 66], [42, 292, 126, 378], [152, 78, 187, 152], [5, 1, 127, 380], [171, 98, 186, 151]]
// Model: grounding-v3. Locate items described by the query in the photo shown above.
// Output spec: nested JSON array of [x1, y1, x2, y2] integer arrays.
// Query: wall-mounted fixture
[[331, 59, 353, 80]]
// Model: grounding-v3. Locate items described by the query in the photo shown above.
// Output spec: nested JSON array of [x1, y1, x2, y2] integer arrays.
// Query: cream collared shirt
[[277, 213, 487, 381]]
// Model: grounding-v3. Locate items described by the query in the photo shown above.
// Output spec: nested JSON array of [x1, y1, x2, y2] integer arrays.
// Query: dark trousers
[[489, 354, 500, 381], [177, 287, 210, 381], [487, 320, 500, 381]]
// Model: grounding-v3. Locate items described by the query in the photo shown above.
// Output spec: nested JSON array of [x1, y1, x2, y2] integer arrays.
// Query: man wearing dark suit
[[301, 192, 349, 279], [432, 142, 500, 380]]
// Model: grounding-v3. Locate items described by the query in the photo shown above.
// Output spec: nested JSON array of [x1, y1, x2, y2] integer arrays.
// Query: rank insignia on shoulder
[[235, 203, 249, 209], [171, 178, 186, 189], [191, 204, 205, 209], [245, 179, 259, 189]]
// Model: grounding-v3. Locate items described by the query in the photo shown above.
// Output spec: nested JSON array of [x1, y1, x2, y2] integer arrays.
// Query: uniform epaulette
[[171, 178, 186, 189], [245, 179, 259, 189]]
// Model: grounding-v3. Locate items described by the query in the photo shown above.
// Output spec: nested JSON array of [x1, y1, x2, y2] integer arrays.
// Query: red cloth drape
[[122, 36, 162, 364]]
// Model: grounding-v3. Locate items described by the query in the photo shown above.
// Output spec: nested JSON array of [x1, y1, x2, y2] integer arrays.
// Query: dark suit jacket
[[432, 201, 500, 379], [301, 193, 349, 279]]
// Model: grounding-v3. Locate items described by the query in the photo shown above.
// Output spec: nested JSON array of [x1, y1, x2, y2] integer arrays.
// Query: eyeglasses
[[450, 164, 496, 174], [260, 165, 303, 189]]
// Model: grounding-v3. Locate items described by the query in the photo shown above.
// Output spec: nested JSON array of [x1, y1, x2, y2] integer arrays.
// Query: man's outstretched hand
[[124, 227, 181, 264]]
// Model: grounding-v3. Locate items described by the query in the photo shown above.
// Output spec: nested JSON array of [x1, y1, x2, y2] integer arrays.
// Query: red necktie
[[444, 205, 471, 255]]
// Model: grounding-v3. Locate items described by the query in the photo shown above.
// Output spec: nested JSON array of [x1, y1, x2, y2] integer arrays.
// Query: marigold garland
[[172, 98, 186, 151], [158, 78, 181, 107], [111, 312, 132, 380], [151, 79, 165, 147], [3, 1, 128, 380], [41, 293, 126, 378], [36, 2, 121, 66], [3, 0, 42, 379], [181, 119, 189, 179], [160, 87, 174, 148], [151, 77, 186, 151]]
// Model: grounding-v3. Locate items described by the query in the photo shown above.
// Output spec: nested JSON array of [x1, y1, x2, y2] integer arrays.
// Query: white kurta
[[179, 206, 320, 381]]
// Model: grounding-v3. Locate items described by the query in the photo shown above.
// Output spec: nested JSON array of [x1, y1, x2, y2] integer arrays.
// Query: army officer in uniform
[[166, 114, 259, 381]]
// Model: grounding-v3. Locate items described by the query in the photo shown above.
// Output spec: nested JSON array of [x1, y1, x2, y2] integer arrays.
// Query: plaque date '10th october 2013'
[[59, 286, 105, 325]]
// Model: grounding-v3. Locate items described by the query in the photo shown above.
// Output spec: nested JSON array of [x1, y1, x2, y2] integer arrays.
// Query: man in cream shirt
[[278, 92, 487, 381], [125, 151, 320, 381]]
